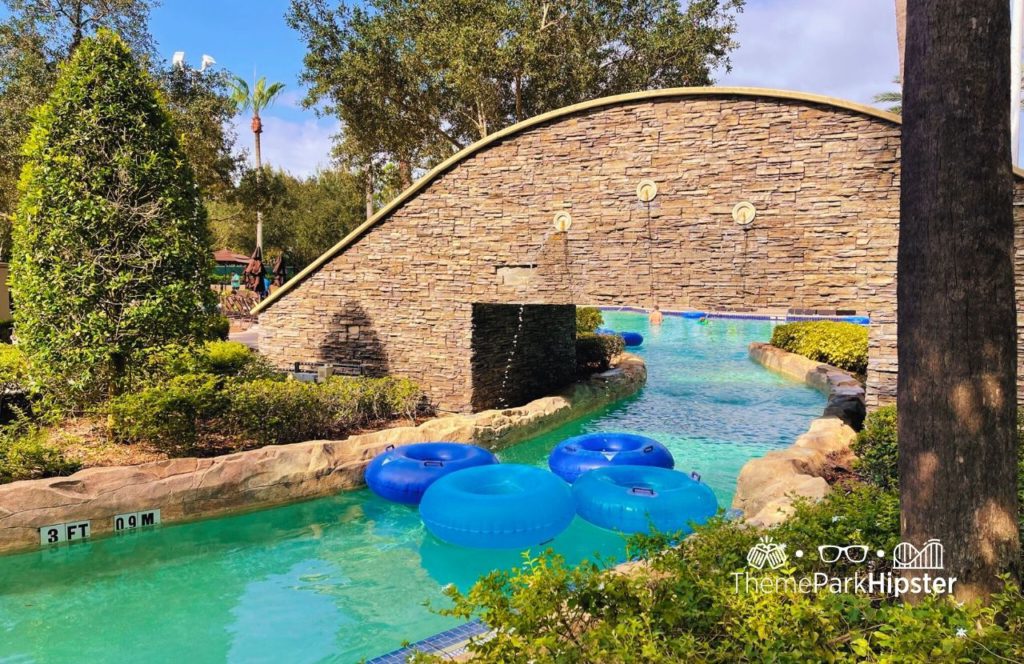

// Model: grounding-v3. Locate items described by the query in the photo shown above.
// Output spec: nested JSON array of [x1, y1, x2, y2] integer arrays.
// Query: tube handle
[[643, 445, 654, 453], [385, 444, 395, 451], [423, 460, 444, 467], [630, 487, 657, 497], [690, 471, 701, 482]]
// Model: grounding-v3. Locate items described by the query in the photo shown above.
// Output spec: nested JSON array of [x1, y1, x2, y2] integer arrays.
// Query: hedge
[[576, 332, 625, 375], [770, 320, 868, 374], [576, 306, 604, 335]]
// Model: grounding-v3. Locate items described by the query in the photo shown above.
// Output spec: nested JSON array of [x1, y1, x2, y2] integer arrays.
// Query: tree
[[11, 30, 215, 406], [288, 0, 744, 209], [873, 77, 902, 114], [156, 62, 242, 200], [229, 75, 286, 249], [0, 0, 156, 257], [2, 0, 156, 59], [899, 0, 1021, 601]]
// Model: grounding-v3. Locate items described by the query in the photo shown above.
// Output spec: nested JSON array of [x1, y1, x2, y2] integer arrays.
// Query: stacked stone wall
[[257, 92, 1024, 412]]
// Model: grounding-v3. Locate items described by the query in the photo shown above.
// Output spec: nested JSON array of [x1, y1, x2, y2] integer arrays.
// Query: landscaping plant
[[770, 321, 868, 374], [11, 30, 215, 407]]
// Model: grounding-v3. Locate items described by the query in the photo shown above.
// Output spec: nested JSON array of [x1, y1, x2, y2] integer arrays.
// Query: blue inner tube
[[548, 432, 674, 483], [419, 465, 575, 549], [573, 466, 718, 534], [620, 331, 644, 346], [365, 442, 497, 504], [681, 311, 708, 319]]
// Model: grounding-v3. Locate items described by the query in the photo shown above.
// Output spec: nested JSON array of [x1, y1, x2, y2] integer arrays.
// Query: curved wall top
[[252, 86, 1017, 314]]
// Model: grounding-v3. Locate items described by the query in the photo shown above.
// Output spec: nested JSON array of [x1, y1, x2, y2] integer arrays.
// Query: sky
[[145, 0, 903, 177]]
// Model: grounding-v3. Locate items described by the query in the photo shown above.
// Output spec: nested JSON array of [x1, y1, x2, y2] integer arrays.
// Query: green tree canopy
[[12, 29, 215, 405], [288, 0, 744, 184]]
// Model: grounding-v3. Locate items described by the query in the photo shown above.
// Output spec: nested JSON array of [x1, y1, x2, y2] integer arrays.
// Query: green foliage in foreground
[[852, 405, 899, 490], [770, 320, 869, 374], [11, 30, 214, 407], [576, 307, 604, 335], [420, 485, 1024, 663], [0, 416, 79, 483]]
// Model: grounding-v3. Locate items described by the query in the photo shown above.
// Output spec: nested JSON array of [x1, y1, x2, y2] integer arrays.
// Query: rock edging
[[0, 355, 646, 556], [732, 343, 865, 527]]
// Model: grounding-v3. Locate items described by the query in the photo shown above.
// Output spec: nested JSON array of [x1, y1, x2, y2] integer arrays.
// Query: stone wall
[[470, 304, 576, 410], [256, 89, 1024, 412]]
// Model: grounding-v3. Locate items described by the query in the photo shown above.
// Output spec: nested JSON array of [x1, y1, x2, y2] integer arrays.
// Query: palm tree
[[873, 77, 902, 114], [230, 75, 285, 249]]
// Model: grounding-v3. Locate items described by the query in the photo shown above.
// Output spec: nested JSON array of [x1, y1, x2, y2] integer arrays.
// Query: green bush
[[576, 332, 625, 375], [770, 320, 869, 374], [0, 417, 79, 483], [0, 345, 28, 392], [576, 306, 604, 335], [851, 405, 898, 489], [205, 314, 231, 341], [226, 375, 421, 446], [11, 30, 214, 407], [110, 373, 227, 451], [200, 341, 277, 379], [425, 485, 1023, 663]]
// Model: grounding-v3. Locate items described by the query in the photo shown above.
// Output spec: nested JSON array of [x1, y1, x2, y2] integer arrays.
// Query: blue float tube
[[620, 331, 644, 347], [681, 311, 708, 319], [573, 466, 718, 534], [365, 442, 497, 505], [420, 465, 575, 548], [548, 432, 674, 483], [842, 316, 871, 325]]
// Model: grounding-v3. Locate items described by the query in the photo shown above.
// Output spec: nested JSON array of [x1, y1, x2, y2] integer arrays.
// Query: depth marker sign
[[38, 520, 91, 546], [114, 509, 161, 532]]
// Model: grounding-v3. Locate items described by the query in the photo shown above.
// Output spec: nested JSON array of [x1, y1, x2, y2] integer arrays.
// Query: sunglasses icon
[[818, 545, 869, 563]]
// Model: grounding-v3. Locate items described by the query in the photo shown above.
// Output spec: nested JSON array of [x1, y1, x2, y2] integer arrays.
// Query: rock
[[0, 354, 646, 556]]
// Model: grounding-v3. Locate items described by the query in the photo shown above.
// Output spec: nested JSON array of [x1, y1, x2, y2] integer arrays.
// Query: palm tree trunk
[[899, 0, 1020, 601], [253, 116, 263, 250]]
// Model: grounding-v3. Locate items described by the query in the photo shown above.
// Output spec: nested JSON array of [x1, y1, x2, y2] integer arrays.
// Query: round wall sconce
[[553, 211, 572, 232], [732, 201, 756, 226], [636, 179, 658, 203]]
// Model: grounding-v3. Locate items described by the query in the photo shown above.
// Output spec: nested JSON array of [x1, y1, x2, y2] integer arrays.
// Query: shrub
[[226, 375, 422, 446], [200, 341, 277, 380], [770, 320, 869, 374], [576, 306, 604, 335], [576, 332, 625, 375], [205, 314, 231, 341], [0, 345, 28, 392], [0, 417, 79, 483], [425, 485, 1023, 663], [11, 30, 214, 407], [851, 405, 898, 489], [110, 373, 227, 451], [225, 378, 326, 446]]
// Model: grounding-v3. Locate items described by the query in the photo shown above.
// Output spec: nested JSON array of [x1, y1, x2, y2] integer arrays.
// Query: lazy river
[[0, 312, 825, 663]]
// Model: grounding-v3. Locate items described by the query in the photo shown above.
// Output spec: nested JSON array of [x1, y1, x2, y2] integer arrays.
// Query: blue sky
[[6, 0, 903, 176], [146, 0, 901, 176]]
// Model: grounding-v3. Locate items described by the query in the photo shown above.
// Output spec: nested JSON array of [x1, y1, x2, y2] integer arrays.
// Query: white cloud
[[717, 0, 899, 107], [232, 115, 340, 178]]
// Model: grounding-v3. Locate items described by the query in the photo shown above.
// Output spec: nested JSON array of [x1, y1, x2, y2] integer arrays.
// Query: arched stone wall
[[256, 89, 1024, 413]]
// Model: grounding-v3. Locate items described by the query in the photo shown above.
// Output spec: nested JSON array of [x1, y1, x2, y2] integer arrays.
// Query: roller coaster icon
[[892, 539, 945, 571]]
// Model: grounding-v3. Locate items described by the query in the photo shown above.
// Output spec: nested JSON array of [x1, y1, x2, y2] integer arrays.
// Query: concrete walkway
[[229, 325, 259, 350]]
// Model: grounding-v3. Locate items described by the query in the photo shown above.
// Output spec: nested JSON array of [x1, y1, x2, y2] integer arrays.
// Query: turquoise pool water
[[0, 312, 824, 663]]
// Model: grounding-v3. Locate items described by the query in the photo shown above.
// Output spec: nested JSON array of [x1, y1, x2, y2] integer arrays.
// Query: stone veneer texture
[[258, 92, 1024, 413]]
